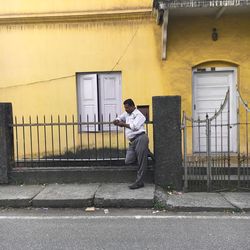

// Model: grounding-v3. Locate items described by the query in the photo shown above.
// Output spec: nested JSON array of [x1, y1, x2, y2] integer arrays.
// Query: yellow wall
[[0, 16, 162, 119], [166, 15, 250, 114], [0, 2, 250, 157], [0, 0, 152, 14], [2, 11, 249, 119]]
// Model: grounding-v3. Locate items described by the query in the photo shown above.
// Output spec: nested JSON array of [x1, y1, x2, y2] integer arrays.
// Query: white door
[[99, 73, 122, 130], [193, 68, 237, 152], [77, 74, 98, 131]]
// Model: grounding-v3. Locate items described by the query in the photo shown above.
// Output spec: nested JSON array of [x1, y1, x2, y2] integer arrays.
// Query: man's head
[[123, 99, 135, 114]]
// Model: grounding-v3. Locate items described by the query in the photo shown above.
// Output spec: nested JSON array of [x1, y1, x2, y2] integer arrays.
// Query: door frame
[[192, 66, 238, 153]]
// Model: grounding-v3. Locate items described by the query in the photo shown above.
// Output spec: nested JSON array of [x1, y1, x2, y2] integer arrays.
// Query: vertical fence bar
[[58, 115, 62, 160], [123, 127, 126, 158], [43, 116, 47, 166], [109, 114, 112, 161], [206, 114, 211, 191], [51, 115, 55, 162], [72, 115, 76, 158], [237, 107, 241, 188], [219, 112, 223, 188], [227, 91, 231, 186], [214, 111, 218, 184], [194, 119, 199, 189], [22, 116, 26, 167], [29, 116, 33, 166], [79, 115, 83, 155], [94, 114, 97, 160], [243, 104, 248, 186], [218, 109, 222, 186], [211, 117, 214, 188], [101, 115, 105, 160], [36, 116, 40, 164], [197, 118, 202, 188], [246, 105, 249, 187], [87, 115, 90, 160], [15, 116, 19, 167], [191, 119, 194, 191], [116, 114, 119, 159], [65, 115, 68, 159], [183, 113, 188, 192], [221, 110, 225, 185]]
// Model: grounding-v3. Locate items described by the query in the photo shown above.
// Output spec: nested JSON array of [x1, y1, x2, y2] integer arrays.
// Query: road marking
[[0, 215, 249, 220]]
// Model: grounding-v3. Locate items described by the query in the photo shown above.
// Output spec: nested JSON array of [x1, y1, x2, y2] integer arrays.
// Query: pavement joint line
[[30, 185, 46, 202], [218, 192, 243, 212], [0, 215, 250, 220], [92, 183, 102, 206]]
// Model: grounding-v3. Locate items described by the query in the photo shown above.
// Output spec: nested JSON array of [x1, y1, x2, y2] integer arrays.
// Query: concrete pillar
[[152, 96, 182, 191], [0, 103, 14, 183]]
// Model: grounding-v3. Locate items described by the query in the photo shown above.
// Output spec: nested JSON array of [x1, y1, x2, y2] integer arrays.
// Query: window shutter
[[77, 74, 98, 131], [99, 73, 122, 131]]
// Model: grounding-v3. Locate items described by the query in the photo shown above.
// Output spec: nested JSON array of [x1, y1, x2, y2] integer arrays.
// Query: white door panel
[[77, 74, 98, 131], [193, 69, 237, 152], [99, 73, 121, 131]]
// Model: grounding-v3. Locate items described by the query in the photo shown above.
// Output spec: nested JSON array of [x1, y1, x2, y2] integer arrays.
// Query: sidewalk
[[0, 183, 250, 212]]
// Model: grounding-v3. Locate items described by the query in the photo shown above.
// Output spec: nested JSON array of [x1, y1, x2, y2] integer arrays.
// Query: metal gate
[[182, 89, 250, 192]]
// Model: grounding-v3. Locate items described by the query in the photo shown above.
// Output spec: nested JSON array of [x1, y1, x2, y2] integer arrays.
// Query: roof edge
[[0, 9, 152, 25]]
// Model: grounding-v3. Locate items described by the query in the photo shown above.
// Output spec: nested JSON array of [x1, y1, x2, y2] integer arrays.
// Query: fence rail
[[11, 115, 153, 168], [182, 89, 250, 192]]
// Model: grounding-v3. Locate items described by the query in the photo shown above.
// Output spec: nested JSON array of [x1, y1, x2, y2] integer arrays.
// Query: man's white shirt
[[116, 109, 146, 140]]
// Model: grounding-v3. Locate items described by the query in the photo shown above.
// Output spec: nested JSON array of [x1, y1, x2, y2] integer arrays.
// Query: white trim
[[0, 215, 249, 220], [161, 9, 169, 60], [215, 6, 227, 19]]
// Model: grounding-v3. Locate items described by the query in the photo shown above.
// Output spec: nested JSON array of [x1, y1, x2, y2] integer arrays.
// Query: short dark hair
[[123, 99, 135, 107]]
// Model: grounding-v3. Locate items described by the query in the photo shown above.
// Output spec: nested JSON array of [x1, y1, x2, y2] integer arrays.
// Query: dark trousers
[[125, 133, 149, 184]]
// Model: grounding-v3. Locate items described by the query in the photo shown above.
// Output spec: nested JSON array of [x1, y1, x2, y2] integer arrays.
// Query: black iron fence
[[182, 89, 250, 192], [11, 115, 153, 168]]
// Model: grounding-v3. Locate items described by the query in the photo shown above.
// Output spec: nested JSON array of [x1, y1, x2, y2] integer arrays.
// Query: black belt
[[129, 132, 145, 142]]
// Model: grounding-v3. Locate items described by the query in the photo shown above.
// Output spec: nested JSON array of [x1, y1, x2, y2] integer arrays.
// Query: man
[[113, 98, 150, 189]]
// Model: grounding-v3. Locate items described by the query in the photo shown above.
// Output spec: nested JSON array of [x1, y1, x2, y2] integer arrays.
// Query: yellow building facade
[[0, 0, 250, 158]]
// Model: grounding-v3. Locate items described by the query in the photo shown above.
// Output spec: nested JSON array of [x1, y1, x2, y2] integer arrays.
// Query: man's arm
[[113, 111, 145, 130], [113, 112, 128, 127], [114, 120, 131, 129]]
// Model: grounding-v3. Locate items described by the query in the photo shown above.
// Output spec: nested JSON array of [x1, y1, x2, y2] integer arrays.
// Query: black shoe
[[129, 182, 144, 190]]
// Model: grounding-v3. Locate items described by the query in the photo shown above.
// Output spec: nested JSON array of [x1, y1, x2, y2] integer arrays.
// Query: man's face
[[124, 104, 135, 114]]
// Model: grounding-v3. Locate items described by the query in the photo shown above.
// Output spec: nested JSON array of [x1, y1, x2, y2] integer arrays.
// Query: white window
[[77, 72, 122, 131]]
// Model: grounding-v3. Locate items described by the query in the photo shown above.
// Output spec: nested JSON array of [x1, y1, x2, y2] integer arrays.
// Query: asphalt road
[[0, 209, 249, 250]]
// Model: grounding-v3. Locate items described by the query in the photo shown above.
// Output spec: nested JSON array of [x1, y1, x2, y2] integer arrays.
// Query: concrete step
[[94, 183, 155, 208], [1, 184, 250, 211], [32, 184, 99, 208], [0, 183, 155, 208], [10, 166, 154, 185], [0, 185, 44, 207]]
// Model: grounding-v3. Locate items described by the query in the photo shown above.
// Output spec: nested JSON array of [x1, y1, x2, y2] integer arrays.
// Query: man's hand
[[113, 119, 120, 126], [113, 119, 129, 128], [117, 121, 126, 127]]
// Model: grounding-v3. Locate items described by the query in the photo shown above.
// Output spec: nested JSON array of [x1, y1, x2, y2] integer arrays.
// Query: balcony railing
[[154, 0, 250, 9]]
